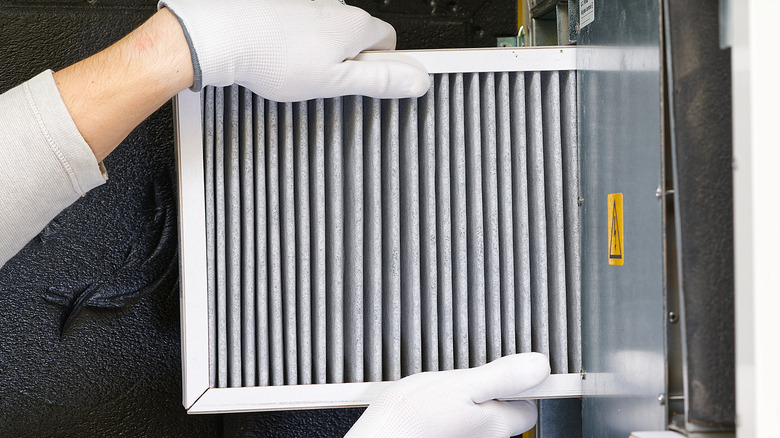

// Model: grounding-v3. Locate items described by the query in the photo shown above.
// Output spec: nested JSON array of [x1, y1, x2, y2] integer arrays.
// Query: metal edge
[[355, 47, 577, 73], [187, 373, 583, 414], [174, 89, 212, 410]]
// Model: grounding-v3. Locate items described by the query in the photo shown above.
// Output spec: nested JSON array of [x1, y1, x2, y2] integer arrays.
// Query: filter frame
[[175, 47, 582, 414]]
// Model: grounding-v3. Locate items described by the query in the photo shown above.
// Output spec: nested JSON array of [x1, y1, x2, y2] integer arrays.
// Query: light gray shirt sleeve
[[0, 70, 107, 269]]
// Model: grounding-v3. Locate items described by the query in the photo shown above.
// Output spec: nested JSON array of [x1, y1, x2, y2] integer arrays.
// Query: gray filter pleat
[[240, 88, 256, 387], [279, 102, 298, 385], [381, 99, 401, 381], [266, 101, 285, 386], [418, 77, 439, 373], [226, 85, 242, 387], [526, 71, 550, 359], [204, 87, 217, 387], [465, 73, 487, 368], [364, 97, 383, 382], [253, 94, 270, 387], [309, 99, 328, 384], [561, 71, 582, 373], [294, 101, 313, 385], [510, 73, 533, 355], [480, 73, 502, 363], [344, 95, 364, 383], [325, 98, 345, 384], [542, 72, 568, 375], [495, 72, 517, 357], [434, 74, 455, 372], [400, 97, 422, 377], [449, 74, 470, 370], [202, 66, 580, 392], [214, 87, 228, 388]]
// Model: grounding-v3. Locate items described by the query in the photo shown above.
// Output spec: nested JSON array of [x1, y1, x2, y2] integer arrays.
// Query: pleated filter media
[[175, 48, 583, 413]]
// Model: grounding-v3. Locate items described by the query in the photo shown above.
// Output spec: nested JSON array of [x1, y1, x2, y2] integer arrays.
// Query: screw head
[[577, 197, 584, 206], [658, 394, 666, 405], [668, 312, 679, 324], [655, 187, 663, 198]]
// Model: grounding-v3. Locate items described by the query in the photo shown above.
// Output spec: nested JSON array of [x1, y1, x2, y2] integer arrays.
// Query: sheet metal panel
[[578, 0, 667, 434]]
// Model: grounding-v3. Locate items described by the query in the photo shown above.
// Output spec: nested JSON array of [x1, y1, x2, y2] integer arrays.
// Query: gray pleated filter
[[176, 48, 582, 412], [200, 69, 581, 389]]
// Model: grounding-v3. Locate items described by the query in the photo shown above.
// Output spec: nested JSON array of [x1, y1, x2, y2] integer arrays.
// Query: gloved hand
[[158, 0, 430, 102], [345, 353, 551, 438]]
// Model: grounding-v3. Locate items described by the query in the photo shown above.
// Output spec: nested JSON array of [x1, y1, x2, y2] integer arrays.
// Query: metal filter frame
[[175, 47, 583, 414]]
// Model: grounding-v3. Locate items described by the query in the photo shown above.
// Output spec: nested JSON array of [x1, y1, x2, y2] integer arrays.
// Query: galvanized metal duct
[[202, 70, 580, 388]]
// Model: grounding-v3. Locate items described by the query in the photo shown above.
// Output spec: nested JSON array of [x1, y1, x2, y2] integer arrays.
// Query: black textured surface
[[0, 0, 516, 436], [666, 0, 735, 429]]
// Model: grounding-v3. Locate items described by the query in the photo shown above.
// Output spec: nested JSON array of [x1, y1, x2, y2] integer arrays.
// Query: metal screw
[[655, 186, 663, 199], [668, 312, 679, 324], [658, 394, 666, 405], [580, 368, 586, 380], [577, 197, 584, 206]]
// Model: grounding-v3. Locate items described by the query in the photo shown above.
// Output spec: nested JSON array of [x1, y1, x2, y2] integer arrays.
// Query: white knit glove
[[159, 0, 430, 102], [346, 353, 551, 438]]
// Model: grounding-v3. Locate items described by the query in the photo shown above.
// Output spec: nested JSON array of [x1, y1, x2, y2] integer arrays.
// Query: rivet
[[577, 197, 584, 206], [658, 394, 666, 405], [668, 312, 679, 324]]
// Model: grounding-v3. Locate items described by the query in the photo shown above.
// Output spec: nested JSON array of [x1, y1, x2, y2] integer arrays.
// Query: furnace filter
[[176, 48, 583, 413]]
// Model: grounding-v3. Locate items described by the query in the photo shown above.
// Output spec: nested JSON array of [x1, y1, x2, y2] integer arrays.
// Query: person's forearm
[[53, 8, 193, 162]]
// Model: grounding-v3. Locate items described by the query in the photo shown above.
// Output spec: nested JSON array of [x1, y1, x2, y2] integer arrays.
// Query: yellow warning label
[[608, 193, 624, 266]]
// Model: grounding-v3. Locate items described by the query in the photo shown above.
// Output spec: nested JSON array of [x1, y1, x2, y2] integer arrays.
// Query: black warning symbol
[[608, 193, 623, 265]]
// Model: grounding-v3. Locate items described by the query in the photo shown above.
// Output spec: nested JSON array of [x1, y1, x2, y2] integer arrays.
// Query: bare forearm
[[53, 8, 193, 162]]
